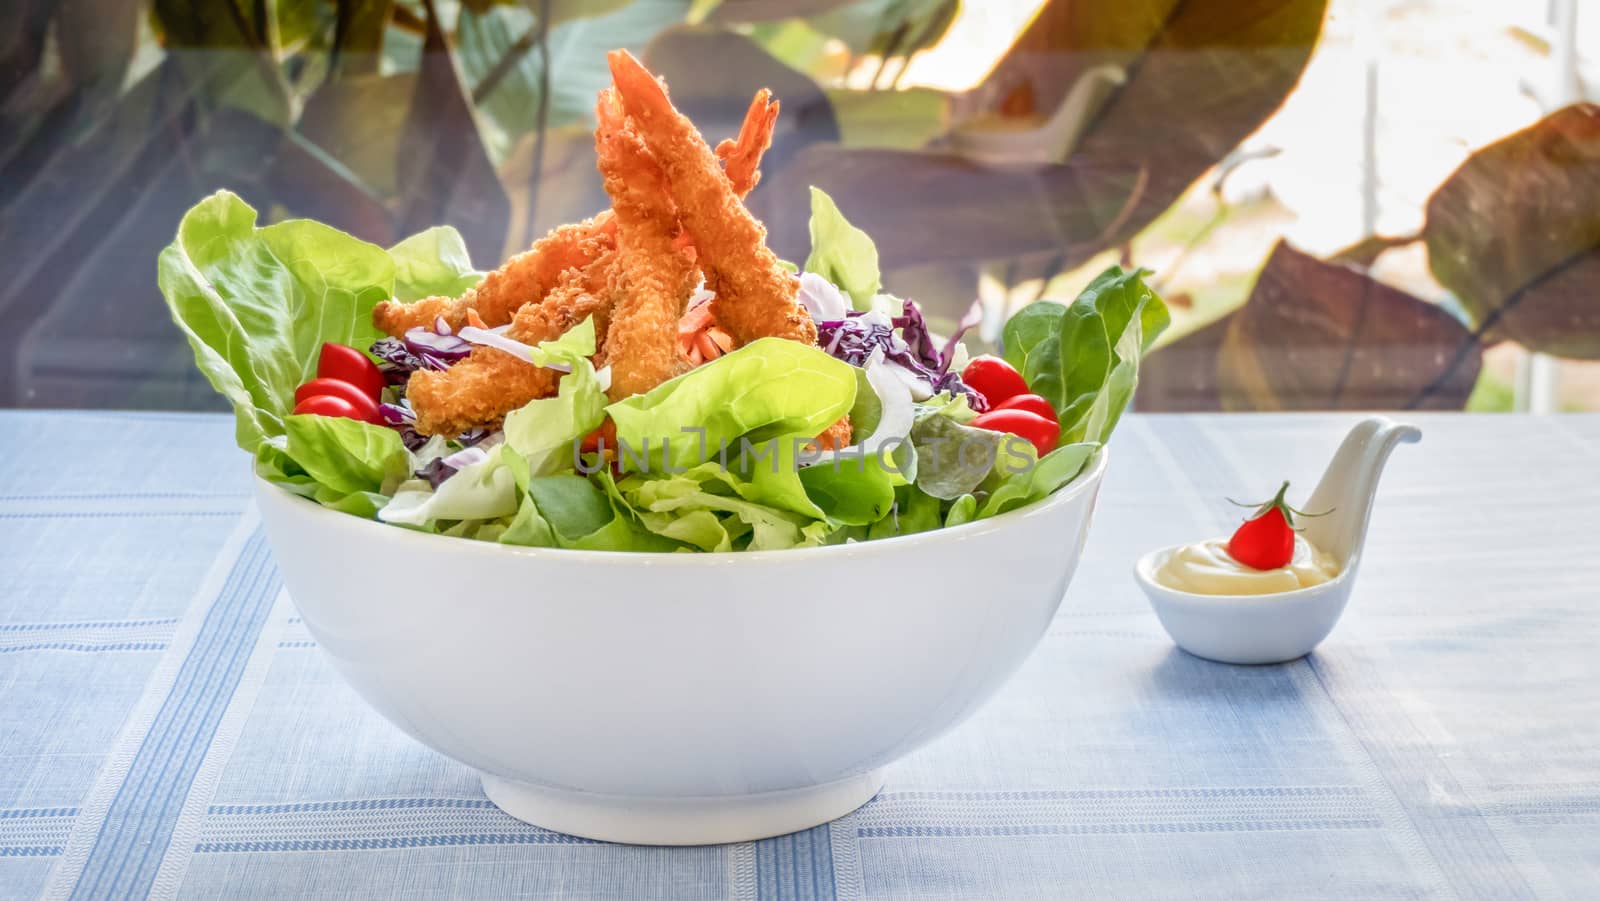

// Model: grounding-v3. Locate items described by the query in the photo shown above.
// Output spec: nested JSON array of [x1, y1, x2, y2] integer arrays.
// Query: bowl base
[[1176, 642, 1313, 666], [481, 769, 887, 846]]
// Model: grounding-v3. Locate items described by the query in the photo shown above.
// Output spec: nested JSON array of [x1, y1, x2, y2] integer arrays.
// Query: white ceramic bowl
[[255, 450, 1108, 845], [1131, 416, 1420, 666], [1134, 547, 1355, 666]]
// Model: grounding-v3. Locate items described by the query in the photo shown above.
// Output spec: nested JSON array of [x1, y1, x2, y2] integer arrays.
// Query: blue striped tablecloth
[[3, 411, 1596, 899]]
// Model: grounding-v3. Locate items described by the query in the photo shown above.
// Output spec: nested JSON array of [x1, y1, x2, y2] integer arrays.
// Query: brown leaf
[[1059, 0, 1328, 251], [1326, 232, 1422, 268], [770, 146, 1137, 267], [707, 0, 854, 22], [396, 0, 511, 265], [1424, 103, 1600, 359], [774, 0, 1326, 269], [1217, 242, 1481, 410]]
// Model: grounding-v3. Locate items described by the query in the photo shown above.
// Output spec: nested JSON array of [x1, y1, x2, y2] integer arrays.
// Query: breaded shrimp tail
[[594, 89, 695, 401], [372, 214, 616, 338], [406, 256, 614, 436], [606, 50, 816, 351], [716, 89, 779, 199]]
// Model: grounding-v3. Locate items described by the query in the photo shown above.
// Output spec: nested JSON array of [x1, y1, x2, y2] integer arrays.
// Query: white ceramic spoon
[[1135, 416, 1421, 665]]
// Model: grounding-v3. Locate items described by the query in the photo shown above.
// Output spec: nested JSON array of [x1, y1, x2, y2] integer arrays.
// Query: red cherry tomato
[[961, 355, 1029, 406], [991, 393, 1056, 422], [970, 409, 1060, 456], [317, 343, 384, 401], [295, 377, 379, 414], [1228, 507, 1295, 570], [291, 394, 368, 422], [1226, 482, 1304, 570], [580, 419, 617, 453]]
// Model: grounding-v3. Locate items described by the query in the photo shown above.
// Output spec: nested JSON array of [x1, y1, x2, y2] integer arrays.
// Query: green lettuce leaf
[[502, 357, 608, 476], [606, 338, 857, 473], [524, 474, 614, 542], [258, 415, 410, 518], [499, 495, 558, 548], [379, 447, 520, 527], [803, 187, 881, 311], [1001, 266, 1169, 445], [908, 410, 1033, 500], [976, 443, 1098, 520], [944, 494, 979, 528], [865, 485, 943, 540], [617, 463, 834, 552], [529, 315, 598, 368], [282, 414, 409, 497], [158, 190, 395, 452], [388, 226, 483, 301], [497, 472, 682, 552], [798, 454, 897, 527]]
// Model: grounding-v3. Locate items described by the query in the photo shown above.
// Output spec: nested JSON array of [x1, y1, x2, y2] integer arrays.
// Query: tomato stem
[[1225, 480, 1333, 529]]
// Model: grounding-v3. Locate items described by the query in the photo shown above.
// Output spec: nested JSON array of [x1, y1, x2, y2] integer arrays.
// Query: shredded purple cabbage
[[890, 298, 942, 371], [414, 444, 494, 489], [814, 298, 987, 410], [370, 320, 477, 447], [370, 321, 473, 387], [370, 337, 427, 385], [378, 401, 427, 450]]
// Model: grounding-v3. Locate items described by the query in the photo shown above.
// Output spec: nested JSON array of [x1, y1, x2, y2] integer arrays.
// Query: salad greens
[[160, 188, 1167, 553], [803, 187, 881, 311]]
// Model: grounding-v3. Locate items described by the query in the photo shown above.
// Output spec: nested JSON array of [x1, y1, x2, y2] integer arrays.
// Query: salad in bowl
[[156, 52, 1167, 844], [161, 51, 1167, 554]]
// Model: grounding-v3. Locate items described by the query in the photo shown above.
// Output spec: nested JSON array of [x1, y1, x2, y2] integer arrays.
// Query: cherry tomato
[[291, 394, 368, 422], [295, 378, 379, 417], [1228, 507, 1295, 570], [970, 408, 1060, 456], [316, 343, 384, 401], [1226, 481, 1306, 570], [961, 355, 1029, 406], [991, 393, 1056, 422], [580, 419, 617, 453]]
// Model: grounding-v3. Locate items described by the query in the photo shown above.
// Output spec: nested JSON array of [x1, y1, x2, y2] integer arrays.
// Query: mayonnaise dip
[[1154, 536, 1338, 595]]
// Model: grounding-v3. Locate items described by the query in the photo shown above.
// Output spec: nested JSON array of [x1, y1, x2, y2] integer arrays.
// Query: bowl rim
[[255, 445, 1108, 565], [1133, 542, 1350, 604]]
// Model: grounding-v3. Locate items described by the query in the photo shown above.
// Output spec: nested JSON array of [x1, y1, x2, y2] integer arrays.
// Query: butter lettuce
[[803, 187, 881, 311], [618, 464, 833, 551], [158, 191, 394, 452], [605, 337, 857, 473], [503, 355, 608, 476], [388, 226, 483, 301], [380, 447, 520, 526], [256, 415, 410, 519], [161, 188, 1159, 553]]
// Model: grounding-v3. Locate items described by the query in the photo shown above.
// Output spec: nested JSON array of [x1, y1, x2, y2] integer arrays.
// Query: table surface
[[2, 411, 1595, 900]]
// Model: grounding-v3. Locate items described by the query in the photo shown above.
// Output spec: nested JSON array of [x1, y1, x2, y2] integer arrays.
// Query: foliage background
[[1, 0, 1594, 411]]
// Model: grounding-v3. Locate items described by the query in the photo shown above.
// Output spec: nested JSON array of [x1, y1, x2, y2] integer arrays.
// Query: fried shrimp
[[717, 89, 779, 199], [812, 417, 852, 452], [594, 89, 696, 401], [406, 254, 615, 436], [372, 214, 616, 338], [606, 50, 816, 351]]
